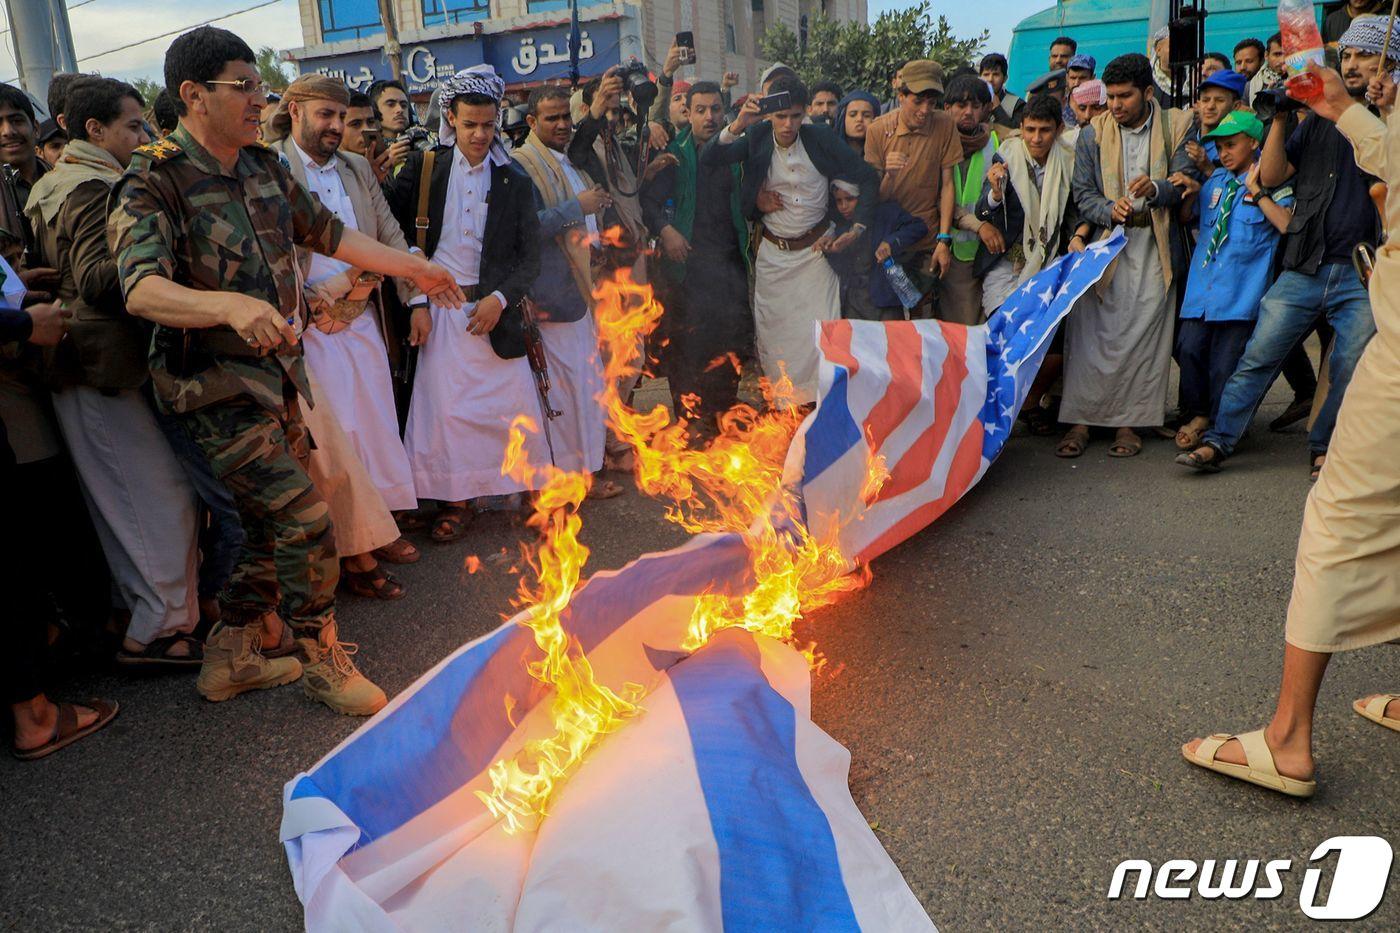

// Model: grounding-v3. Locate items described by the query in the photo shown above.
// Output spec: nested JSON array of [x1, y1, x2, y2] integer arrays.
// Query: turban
[[437, 64, 507, 145], [263, 74, 351, 141], [1071, 79, 1107, 105], [671, 80, 692, 98], [831, 179, 860, 197], [1339, 14, 1400, 77]]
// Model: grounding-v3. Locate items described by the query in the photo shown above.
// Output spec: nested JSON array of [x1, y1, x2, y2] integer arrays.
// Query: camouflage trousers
[[181, 383, 337, 634]]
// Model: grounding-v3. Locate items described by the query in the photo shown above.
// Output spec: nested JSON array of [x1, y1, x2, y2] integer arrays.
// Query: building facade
[[286, 0, 866, 99]]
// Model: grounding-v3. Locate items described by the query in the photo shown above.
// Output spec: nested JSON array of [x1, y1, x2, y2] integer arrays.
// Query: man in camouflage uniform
[[110, 27, 463, 714]]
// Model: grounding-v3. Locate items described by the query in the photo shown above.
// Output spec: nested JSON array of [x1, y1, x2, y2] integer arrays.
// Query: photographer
[[568, 67, 651, 258], [1179, 18, 1388, 479], [370, 80, 432, 174]]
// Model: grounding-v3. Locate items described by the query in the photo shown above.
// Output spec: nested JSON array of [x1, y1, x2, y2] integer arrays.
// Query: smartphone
[[757, 90, 792, 115], [676, 31, 695, 64], [364, 130, 383, 160]]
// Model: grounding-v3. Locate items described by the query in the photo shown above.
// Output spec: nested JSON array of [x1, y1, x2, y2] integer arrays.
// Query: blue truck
[[1006, 0, 1337, 95]]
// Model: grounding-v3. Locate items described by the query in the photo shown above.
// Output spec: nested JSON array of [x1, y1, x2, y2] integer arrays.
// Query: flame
[[464, 555, 483, 575], [479, 269, 878, 831]]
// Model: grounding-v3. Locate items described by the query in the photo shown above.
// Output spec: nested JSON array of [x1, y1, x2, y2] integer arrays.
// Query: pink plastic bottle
[[1278, 0, 1325, 100]]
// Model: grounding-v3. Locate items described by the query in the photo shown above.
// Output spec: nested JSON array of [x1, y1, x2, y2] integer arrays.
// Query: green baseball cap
[[1204, 109, 1264, 142]]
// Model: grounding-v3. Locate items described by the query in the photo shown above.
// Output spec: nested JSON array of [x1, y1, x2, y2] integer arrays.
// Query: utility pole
[[4, 0, 63, 105], [375, 0, 404, 83], [47, 0, 78, 74]]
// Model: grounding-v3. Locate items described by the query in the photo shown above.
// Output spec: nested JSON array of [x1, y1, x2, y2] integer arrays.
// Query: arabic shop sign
[[298, 19, 621, 91]]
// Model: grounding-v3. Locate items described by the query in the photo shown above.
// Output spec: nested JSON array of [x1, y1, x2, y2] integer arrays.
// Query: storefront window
[[524, 0, 609, 12], [319, 0, 385, 42], [422, 0, 492, 27]]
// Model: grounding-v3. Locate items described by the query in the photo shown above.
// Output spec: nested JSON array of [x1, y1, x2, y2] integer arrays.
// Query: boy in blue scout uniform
[[1172, 110, 1295, 453]]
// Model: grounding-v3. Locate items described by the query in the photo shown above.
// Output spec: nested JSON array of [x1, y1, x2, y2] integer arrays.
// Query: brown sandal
[[341, 564, 407, 600], [1055, 429, 1089, 458], [587, 478, 625, 500], [372, 536, 421, 565], [431, 506, 473, 543], [1107, 431, 1143, 458], [12, 699, 119, 761]]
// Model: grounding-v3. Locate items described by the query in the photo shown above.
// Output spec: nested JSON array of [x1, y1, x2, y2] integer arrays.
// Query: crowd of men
[[1, 14, 1395, 759]]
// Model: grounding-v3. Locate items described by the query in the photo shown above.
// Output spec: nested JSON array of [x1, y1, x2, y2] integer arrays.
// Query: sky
[[0, 0, 1054, 88]]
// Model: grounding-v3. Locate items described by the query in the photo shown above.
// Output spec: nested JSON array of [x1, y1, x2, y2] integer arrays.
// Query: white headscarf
[[436, 64, 507, 146]]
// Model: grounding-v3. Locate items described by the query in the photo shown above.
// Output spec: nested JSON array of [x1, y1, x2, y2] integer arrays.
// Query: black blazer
[[699, 121, 880, 230], [974, 154, 1084, 278]]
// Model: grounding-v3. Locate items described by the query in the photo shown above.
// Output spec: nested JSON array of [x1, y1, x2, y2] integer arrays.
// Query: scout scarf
[[1203, 175, 1244, 265], [512, 131, 595, 306], [952, 128, 997, 262], [660, 127, 749, 282], [24, 139, 122, 232], [1090, 99, 1191, 290], [997, 134, 1072, 281]]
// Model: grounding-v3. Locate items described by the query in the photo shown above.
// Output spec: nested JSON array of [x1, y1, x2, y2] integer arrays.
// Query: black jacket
[[700, 121, 880, 229], [975, 154, 1084, 278], [389, 145, 542, 357], [389, 145, 541, 310]]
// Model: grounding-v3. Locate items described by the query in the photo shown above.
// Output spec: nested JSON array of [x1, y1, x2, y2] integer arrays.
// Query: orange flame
[[480, 269, 877, 831]]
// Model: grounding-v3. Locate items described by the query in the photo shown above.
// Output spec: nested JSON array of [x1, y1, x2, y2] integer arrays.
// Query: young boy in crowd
[[1172, 110, 1294, 455], [1187, 70, 1247, 176], [823, 179, 927, 321]]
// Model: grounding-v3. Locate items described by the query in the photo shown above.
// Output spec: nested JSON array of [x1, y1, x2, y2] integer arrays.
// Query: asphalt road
[[4, 377, 1398, 931]]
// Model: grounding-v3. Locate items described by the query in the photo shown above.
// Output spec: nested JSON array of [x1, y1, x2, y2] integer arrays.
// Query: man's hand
[[386, 138, 412, 168], [578, 184, 612, 215], [1244, 163, 1264, 198], [1168, 171, 1202, 200], [18, 265, 59, 303], [1298, 61, 1355, 123], [1185, 140, 1212, 176], [223, 293, 297, 350], [647, 121, 670, 150], [1111, 195, 1136, 224], [24, 302, 70, 346], [811, 234, 835, 253], [371, 146, 393, 184], [660, 225, 691, 263], [884, 150, 910, 173], [1126, 174, 1157, 200], [729, 94, 762, 135], [826, 230, 859, 253], [1067, 234, 1088, 254], [1367, 71, 1396, 110], [411, 258, 465, 309], [986, 161, 1008, 200], [721, 71, 740, 92], [467, 293, 504, 336], [755, 185, 783, 214], [643, 152, 678, 183], [408, 305, 432, 346], [662, 41, 684, 78], [591, 71, 624, 120], [930, 241, 951, 277], [977, 222, 1006, 255], [874, 241, 893, 262]]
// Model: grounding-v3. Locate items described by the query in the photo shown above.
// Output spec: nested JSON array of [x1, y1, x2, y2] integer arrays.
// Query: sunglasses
[[204, 78, 269, 96]]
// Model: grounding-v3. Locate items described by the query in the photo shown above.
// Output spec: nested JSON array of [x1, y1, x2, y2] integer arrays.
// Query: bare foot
[[1183, 723, 1315, 781]]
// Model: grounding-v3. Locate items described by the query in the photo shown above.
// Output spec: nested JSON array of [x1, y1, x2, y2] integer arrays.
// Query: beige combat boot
[[196, 624, 303, 702], [298, 624, 388, 716]]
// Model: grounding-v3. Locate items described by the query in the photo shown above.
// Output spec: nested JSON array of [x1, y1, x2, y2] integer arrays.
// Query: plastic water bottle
[[1278, 0, 1325, 101], [882, 257, 922, 310]]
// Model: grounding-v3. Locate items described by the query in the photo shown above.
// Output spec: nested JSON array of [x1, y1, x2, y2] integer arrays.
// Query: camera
[[502, 103, 530, 148], [617, 62, 657, 112], [1251, 86, 1304, 122], [403, 125, 434, 150]]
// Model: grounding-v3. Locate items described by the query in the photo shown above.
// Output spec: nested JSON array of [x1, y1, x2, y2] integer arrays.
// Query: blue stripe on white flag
[[672, 637, 861, 931], [802, 366, 863, 486], [293, 533, 755, 846]]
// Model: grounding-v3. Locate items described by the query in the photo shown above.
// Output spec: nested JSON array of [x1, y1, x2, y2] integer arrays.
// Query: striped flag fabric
[[281, 230, 1125, 931], [793, 228, 1127, 566]]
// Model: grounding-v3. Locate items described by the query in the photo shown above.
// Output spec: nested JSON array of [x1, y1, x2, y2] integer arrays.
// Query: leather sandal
[[341, 564, 406, 600], [12, 699, 120, 761], [372, 536, 421, 565], [1182, 729, 1316, 798], [431, 505, 473, 543], [1353, 694, 1400, 733], [115, 633, 203, 668]]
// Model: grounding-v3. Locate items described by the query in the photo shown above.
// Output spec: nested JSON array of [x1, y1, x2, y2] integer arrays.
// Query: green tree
[[256, 46, 293, 92], [760, 2, 986, 97], [131, 77, 164, 107]]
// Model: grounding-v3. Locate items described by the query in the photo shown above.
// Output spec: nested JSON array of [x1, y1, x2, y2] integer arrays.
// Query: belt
[[189, 328, 303, 360], [458, 284, 480, 302], [762, 224, 827, 252], [1125, 212, 1153, 228]]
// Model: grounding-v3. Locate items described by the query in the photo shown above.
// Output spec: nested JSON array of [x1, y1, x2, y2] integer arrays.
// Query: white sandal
[[1182, 729, 1316, 798], [1353, 694, 1400, 733]]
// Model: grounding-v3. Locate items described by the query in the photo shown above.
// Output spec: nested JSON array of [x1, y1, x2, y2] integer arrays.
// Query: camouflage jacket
[[108, 125, 345, 413]]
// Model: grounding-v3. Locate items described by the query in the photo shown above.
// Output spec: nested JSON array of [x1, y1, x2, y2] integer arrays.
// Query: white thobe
[[1060, 116, 1175, 427], [727, 129, 841, 404], [405, 145, 552, 500], [295, 142, 418, 511]]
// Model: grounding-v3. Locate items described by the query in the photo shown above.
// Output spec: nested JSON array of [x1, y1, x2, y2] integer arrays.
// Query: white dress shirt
[[431, 144, 508, 309], [294, 142, 360, 285], [761, 135, 830, 239]]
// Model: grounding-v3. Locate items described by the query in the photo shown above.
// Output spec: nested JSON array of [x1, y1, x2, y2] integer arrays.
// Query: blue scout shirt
[[1180, 165, 1294, 323]]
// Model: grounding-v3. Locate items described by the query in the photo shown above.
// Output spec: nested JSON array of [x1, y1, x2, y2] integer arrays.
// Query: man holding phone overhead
[[862, 59, 964, 319], [702, 74, 879, 406]]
